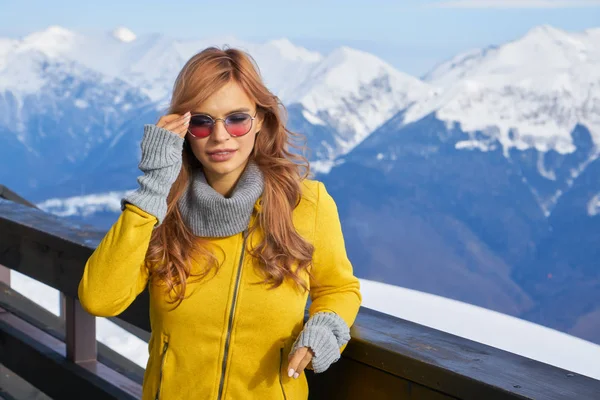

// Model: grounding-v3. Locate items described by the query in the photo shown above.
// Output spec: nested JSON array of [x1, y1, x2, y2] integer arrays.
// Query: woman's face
[[187, 80, 262, 182]]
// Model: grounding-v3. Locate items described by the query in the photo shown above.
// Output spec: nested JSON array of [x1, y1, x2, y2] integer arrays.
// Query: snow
[[411, 25, 600, 156], [18, 25, 80, 58], [360, 279, 600, 381], [37, 190, 133, 217], [0, 26, 433, 161], [587, 193, 600, 216], [264, 38, 321, 63], [310, 159, 336, 174], [74, 99, 89, 109], [455, 138, 495, 151], [288, 46, 434, 155], [0, 49, 48, 93], [2, 23, 600, 186], [537, 151, 557, 181], [301, 109, 326, 126], [7, 272, 600, 380], [2, 24, 599, 160], [113, 27, 136, 43]]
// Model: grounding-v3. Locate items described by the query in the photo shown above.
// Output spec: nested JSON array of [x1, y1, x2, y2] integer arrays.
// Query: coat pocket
[[279, 346, 288, 400], [155, 337, 170, 400]]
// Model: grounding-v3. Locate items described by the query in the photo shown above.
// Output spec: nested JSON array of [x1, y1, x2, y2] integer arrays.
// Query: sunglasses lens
[[225, 113, 252, 136], [189, 115, 213, 138]]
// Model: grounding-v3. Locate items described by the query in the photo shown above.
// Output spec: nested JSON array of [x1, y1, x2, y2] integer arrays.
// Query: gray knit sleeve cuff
[[121, 124, 185, 225], [290, 311, 351, 373]]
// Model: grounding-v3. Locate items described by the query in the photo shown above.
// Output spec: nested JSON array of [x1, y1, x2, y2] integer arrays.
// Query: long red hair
[[145, 47, 315, 307]]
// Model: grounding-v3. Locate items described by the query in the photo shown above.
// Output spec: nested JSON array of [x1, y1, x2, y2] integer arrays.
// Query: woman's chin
[[202, 158, 246, 177]]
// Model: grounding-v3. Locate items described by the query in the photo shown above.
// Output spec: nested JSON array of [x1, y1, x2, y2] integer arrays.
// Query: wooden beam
[[0, 310, 141, 400], [0, 282, 145, 383], [0, 186, 37, 208], [0, 363, 52, 400]]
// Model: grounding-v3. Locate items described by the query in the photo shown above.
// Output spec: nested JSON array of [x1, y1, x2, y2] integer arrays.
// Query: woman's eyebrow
[[194, 107, 252, 117]]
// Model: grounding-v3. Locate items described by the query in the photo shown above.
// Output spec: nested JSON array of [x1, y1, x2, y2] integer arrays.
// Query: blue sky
[[1, 0, 599, 75]]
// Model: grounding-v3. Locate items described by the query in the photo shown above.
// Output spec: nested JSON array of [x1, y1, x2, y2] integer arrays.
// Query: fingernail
[[184, 111, 191, 116], [288, 368, 294, 377], [293, 372, 299, 379]]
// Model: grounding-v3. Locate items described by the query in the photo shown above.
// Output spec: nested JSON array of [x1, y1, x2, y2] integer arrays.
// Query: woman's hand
[[156, 112, 191, 138], [286, 346, 315, 379]]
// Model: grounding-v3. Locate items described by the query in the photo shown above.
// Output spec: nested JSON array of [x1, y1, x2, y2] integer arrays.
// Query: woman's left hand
[[287, 346, 315, 379]]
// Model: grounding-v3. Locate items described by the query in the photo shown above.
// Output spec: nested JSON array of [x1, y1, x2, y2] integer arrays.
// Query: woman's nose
[[211, 120, 230, 142]]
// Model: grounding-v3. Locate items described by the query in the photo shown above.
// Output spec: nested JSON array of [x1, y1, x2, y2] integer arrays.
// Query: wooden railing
[[0, 189, 599, 400]]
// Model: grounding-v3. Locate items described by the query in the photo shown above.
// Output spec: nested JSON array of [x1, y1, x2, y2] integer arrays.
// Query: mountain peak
[[112, 27, 136, 43], [583, 27, 600, 38], [265, 38, 321, 62], [26, 25, 77, 41], [42, 25, 75, 37], [329, 45, 370, 61], [521, 24, 577, 46], [407, 24, 600, 155], [527, 24, 566, 36], [20, 25, 78, 57]]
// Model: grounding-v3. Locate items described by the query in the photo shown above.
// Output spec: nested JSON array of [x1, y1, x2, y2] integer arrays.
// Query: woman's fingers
[[156, 112, 191, 138], [287, 346, 314, 379], [156, 113, 181, 127], [295, 348, 314, 377]]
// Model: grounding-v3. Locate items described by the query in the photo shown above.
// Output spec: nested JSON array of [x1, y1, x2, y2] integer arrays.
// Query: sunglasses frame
[[186, 111, 258, 139]]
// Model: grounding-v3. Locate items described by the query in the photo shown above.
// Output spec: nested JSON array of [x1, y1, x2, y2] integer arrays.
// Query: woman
[[78, 47, 362, 400]]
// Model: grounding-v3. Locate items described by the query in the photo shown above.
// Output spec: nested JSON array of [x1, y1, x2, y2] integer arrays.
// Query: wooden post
[[59, 293, 66, 321], [64, 295, 96, 363], [0, 264, 10, 285]]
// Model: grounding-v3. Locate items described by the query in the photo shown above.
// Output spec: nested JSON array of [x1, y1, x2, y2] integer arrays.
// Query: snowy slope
[[2, 26, 322, 105], [287, 46, 434, 155], [37, 190, 132, 217], [1, 26, 431, 162], [407, 25, 600, 155], [9, 271, 600, 381], [360, 279, 600, 381]]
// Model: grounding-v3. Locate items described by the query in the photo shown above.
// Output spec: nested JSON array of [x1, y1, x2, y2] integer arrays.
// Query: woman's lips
[[207, 149, 237, 162]]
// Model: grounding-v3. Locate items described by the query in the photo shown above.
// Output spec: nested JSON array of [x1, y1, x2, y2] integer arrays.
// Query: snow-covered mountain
[[413, 25, 600, 154], [0, 25, 426, 197], [362, 25, 600, 216], [285, 46, 433, 159], [0, 40, 152, 194], [318, 25, 600, 346]]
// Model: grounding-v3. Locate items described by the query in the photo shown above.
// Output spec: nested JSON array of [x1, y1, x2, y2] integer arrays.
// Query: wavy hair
[[145, 47, 316, 307]]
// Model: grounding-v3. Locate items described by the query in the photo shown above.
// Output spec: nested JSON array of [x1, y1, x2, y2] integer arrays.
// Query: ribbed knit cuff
[[121, 124, 185, 225], [291, 312, 351, 373]]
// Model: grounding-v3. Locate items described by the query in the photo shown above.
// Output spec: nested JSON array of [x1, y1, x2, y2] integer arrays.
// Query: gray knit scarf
[[177, 161, 264, 237]]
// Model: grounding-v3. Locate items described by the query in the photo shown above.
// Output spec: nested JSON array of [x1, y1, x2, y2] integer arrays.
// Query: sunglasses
[[187, 111, 257, 139]]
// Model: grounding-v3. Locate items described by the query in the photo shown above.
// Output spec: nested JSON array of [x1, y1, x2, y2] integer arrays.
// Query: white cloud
[[429, 0, 600, 8]]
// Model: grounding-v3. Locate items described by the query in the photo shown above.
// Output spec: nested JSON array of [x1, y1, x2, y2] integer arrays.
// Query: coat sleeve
[[78, 124, 184, 317], [77, 204, 156, 317], [308, 181, 362, 354]]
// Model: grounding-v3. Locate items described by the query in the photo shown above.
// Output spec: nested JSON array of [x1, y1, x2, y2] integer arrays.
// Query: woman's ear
[[255, 108, 265, 133]]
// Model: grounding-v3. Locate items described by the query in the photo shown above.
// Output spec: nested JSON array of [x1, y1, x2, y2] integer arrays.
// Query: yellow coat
[[78, 179, 362, 400]]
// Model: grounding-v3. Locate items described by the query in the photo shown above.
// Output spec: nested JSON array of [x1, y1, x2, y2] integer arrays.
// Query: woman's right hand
[[156, 112, 191, 138]]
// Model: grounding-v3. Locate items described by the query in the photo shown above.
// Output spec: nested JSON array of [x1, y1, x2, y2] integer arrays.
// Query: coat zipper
[[155, 339, 169, 400], [216, 229, 248, 400], [279, 347, 288, 400]]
